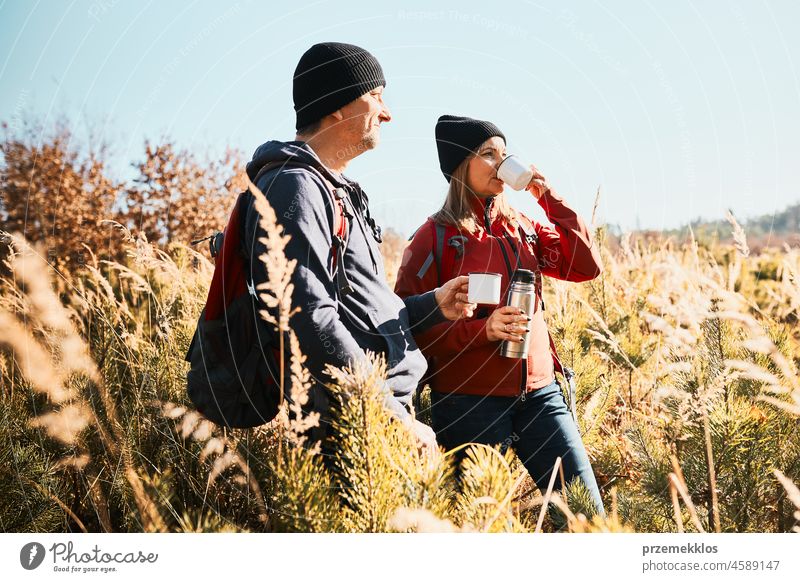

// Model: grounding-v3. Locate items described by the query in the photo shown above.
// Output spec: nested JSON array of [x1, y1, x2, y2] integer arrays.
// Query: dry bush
[[121, 142, 246, 247], [0, 115, 245, 274], [0, 119, 121, 270]]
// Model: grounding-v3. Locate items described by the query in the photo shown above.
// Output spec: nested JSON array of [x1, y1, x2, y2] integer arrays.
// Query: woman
[[394, 114, 605, 518]]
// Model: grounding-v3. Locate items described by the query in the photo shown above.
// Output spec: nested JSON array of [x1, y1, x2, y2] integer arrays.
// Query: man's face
[[336, 85, 392, 156]]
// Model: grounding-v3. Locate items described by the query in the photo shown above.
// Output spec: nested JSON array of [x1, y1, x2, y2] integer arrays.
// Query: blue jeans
[[430, 380, 605, 521]]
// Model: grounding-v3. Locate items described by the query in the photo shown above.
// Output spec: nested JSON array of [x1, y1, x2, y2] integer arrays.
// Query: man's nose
[[379, 102, 392, 123]]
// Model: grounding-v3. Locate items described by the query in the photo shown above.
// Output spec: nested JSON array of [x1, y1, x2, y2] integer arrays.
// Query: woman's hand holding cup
[[525, 164, 550, 200]]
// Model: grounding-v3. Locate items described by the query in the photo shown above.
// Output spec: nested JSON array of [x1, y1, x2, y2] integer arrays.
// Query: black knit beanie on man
[[435, 115, 506, 182], [293, 42, 386, 131]]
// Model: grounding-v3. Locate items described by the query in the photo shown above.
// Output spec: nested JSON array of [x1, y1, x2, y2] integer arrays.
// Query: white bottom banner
[[2, 533, 796, 581]]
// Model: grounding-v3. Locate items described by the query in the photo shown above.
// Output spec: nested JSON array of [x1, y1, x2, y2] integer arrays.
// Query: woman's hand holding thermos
[[485, 306, 530, 343]]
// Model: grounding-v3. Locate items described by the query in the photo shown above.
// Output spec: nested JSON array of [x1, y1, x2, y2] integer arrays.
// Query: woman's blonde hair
[[430, 154, 518, 234]]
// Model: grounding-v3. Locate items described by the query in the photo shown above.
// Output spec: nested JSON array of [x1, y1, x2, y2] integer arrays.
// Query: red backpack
[[184, 161, 350, 428]]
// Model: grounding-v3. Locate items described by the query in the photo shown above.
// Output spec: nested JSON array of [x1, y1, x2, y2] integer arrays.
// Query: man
[[243, 42, 474, 451]]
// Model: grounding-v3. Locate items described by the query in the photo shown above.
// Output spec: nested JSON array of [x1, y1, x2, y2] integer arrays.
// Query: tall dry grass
[[1, 124, 798, 532]]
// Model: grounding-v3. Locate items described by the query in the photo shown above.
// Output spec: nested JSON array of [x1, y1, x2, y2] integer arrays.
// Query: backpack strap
[[331, 187, 354, 296], [408, 223, 423, 242], [516, 216, 546, 312], [430, 222, 465, 287], [250, 161, 352, 297], [409, 221, 473, 286], [433, 223, 446, 286], [416, 248, 435, 280], [516, 215, 539, 284]]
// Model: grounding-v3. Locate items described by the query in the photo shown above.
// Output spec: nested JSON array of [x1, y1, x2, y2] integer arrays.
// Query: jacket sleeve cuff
[[403, 289, 447, 334], [382, 390, 412, 423]]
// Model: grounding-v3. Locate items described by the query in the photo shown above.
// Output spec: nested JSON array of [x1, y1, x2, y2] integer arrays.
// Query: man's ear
[[330, 108, 344, 122]]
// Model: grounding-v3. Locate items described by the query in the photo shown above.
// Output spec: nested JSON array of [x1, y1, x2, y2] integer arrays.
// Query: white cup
[[468, 272, 502, 305], [496, 155, 534, 190]]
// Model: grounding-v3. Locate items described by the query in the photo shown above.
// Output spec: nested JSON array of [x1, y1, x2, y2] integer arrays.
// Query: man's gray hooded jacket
[[243, 140, 444, 423]]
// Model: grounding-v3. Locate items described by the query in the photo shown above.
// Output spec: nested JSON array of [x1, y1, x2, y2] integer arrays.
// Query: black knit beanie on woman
[[293, 42, 386, 131], [435, 115, 506, 182]]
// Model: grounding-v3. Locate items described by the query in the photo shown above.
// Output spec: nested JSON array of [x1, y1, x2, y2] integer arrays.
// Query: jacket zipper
[[483, 197, 527, 401]]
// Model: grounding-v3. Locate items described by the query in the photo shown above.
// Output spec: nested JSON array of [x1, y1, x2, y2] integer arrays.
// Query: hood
[[245, 140, 349, 188], [245, 139, 383, 272]]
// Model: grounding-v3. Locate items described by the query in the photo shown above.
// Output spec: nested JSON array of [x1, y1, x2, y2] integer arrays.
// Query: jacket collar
[[468, 193, 497, 223], [468, 193, 517, 238], [246, 139, 351, 189]]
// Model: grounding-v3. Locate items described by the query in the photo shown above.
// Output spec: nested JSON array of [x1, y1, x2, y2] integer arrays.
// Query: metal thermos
[[500, 269, 537, 359]]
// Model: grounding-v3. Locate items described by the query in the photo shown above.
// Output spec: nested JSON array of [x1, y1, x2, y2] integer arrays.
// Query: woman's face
[[466, 136, 506, 197]]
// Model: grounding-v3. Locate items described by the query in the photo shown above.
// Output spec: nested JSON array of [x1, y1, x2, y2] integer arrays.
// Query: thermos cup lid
[[512, 269, 536, 284]]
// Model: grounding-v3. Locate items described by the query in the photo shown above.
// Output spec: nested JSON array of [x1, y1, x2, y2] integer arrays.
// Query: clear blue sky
[[1, 0, 798, 236]]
